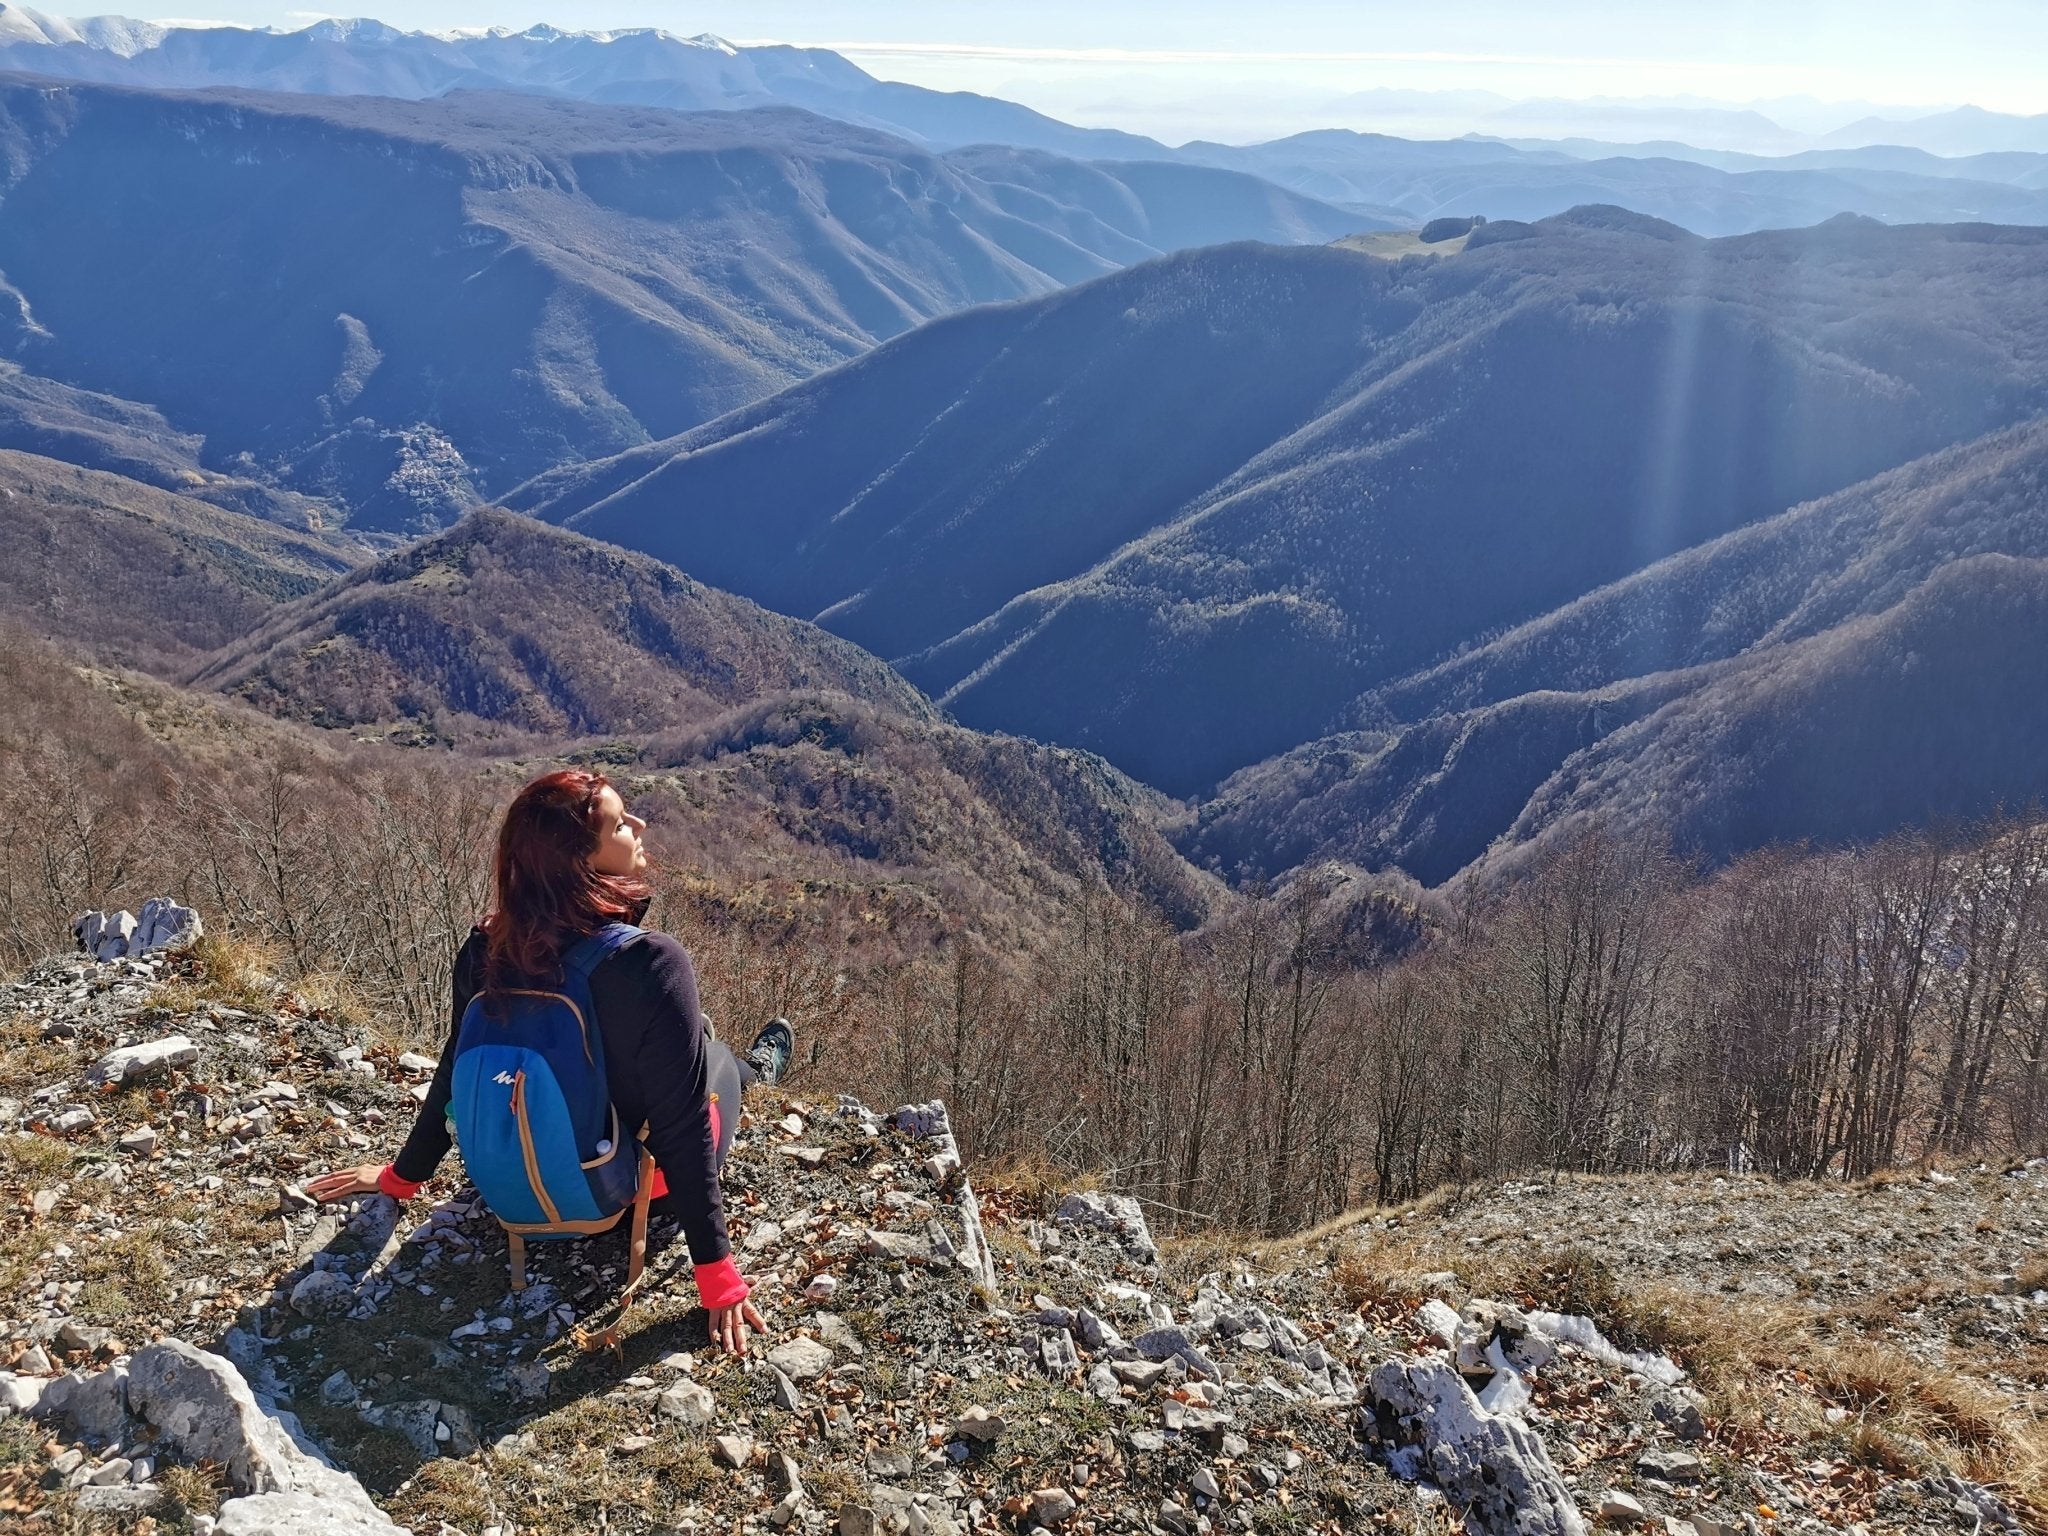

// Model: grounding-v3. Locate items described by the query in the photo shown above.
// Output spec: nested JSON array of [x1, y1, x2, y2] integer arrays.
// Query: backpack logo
[[492, 1070, 516, 1086]]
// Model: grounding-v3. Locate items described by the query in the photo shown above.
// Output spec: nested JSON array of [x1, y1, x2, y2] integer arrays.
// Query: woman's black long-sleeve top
[[387, 928, 734, 1269]]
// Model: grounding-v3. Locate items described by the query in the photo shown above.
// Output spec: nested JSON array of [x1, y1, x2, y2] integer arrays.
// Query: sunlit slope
[[1191, 418, 2048, 883], [519, 210, 2048, 796], [187, 506, 935, 741], [0, 448, 364, 666], [0, 77, 1372, 529]]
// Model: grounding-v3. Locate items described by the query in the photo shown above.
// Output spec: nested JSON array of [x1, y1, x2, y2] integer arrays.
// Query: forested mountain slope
[[188, 507, 935, 742], [0, 449, 363, 666], [0, 76, 1377, 529], [517, 211, 2048, 799], [1190, 419, 2048, 882]]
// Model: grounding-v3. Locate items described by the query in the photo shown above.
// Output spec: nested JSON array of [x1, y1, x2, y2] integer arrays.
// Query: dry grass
[[74, 1223, 176, 1326], [1326, 1223, 2048, 1526], [977, 1148, 1101, 1215], [146, 932, 283, 1016], [290, 968, 412, 1053]]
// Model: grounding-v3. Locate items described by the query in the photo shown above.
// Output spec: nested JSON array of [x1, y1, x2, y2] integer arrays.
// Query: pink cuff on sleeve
[[694, 1256, 750, 1310], [376, 1164, 425, 1200]]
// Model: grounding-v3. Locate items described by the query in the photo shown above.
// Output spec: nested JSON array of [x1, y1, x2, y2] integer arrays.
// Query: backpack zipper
[[509, 1070, 563, 1225]]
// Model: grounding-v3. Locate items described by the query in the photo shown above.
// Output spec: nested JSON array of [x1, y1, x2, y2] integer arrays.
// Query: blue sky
[[153, 1, 2048, 139]]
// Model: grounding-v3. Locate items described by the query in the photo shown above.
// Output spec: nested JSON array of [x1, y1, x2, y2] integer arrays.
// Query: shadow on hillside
[[226, 1196, 728, 1496]]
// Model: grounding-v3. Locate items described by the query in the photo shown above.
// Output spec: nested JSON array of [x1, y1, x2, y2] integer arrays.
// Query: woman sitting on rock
[[309, 768, 794, 1355]]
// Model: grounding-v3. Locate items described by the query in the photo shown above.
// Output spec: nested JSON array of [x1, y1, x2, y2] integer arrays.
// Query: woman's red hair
[[483, 769, 650, 989]]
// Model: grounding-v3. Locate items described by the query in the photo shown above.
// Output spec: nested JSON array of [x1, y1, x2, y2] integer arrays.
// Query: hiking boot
[[745, 1017, 794, 1087]]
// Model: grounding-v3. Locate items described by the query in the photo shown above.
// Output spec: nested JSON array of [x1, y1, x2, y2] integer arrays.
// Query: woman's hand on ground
[[709, 1295, 766, 1355], [307, 1164, 384, 1202]]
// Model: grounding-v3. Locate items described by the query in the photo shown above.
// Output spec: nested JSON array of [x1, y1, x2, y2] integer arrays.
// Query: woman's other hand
[[308, 1164, 384, 1202], [709, 1294, 766, 1355]]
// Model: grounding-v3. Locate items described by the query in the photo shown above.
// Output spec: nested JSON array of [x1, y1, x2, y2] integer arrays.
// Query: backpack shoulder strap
[[561, 922, 644, 980]]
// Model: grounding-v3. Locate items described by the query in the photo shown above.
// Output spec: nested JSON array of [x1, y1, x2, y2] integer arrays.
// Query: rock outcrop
[[1, 931, 2035, 1536], [73, 896, 202, 962], [24, 1339, 405, 1533]]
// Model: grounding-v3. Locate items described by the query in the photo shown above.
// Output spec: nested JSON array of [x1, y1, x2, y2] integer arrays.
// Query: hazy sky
[[148, 2, 2048, 140]]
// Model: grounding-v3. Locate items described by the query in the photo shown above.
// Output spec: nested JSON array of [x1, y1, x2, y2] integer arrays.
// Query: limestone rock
[[88, 1035, 199, 1087], [953, 1405, 1005, 1442], [1031, 1488, 1077, 1527], [1598, 1491, 1647, 1525], [766, 1336, 835, 1382], [0, 1372, 46, 1415], [1636, 1448, 1704, 1482], [36, 1364, 132, 1440], [658, 1380, 716, 1427], [1366, 1354, 1585, 1536], [289, 1272, 356, 1320], [863, 1228, 934, 1264], [120, 1340, 402, 1530], [1054, 1190, 1158, 1264]]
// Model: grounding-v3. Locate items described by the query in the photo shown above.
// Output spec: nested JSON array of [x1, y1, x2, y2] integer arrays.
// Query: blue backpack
[[447, 922, 656, 1307]]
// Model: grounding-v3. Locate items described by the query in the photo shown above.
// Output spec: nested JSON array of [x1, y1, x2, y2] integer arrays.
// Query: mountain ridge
[[0, 75, 1382, 527], [518, 213, 2048, 802]]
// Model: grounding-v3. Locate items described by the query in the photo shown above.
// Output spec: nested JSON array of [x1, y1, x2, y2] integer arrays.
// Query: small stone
[[86, 1036, 198, 1087], [713, 1433, 753, 1468], [1109, 1359, 1167, 1391], [48, 1106, 95, 1134], [1030, 1489, 1076, 1528], [279, 1184, 317, 1213], [766, 1336, 834, 1382], [868, 1450, 915, 1480], [0, 1373, 45, 1415], [771, 1368, 802, 1411], [89, 1457, 134, 1486], [772, 1451, 805, 1497], [289, 1270, 355, 1319], [318, 1370, 358, 1406], [618, 1435, 655, 1453], [658, 1380, 717, 1426], [77, 1485, 162, 1515], [1599, 1491, 1648, 1526], [804, 1274, 840, 1302], [396, 1052, 438, 1073], [1637, 1448, 1704, 1483], [862, 1228, 933, 1264], [1127, 1429, 1165, 1453], [117, 1126, 159, 1157], [778, 1113, 806, 1137], [15, 1343, 52, 1375], [953, 1405, 1005, 1442], [768, 1491, 803, 1527], [1189, 1469, 1220, 1501], [1650, 1387, 1709, 1442]]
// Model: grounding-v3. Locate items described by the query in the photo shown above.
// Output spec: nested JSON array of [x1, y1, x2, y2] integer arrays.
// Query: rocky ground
[[0, 937, 2042, 1536]]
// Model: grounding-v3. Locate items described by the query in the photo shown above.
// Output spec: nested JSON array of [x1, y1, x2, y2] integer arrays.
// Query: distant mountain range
[[515, 211, 2048, 873], [0, 6, 1167, 159], [4, 9, 2048, 238], [0, 76, 1378, 529]]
